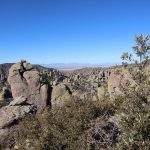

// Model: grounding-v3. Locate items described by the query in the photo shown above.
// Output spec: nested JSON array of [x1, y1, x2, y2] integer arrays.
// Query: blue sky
[[0, 0, 150, 64]]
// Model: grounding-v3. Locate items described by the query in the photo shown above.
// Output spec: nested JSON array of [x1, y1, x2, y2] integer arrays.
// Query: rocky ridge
[[0, 60, 149, 149]]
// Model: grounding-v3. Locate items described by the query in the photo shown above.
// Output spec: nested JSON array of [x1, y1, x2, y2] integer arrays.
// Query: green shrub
[[114, 69, 150, 150], [15, 97, 115, 150]]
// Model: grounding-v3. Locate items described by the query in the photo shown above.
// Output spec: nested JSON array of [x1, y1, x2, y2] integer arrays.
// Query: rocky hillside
[[0, 60, 149, 150]]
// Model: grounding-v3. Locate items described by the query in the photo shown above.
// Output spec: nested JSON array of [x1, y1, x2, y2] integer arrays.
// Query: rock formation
[[0, 95, 36, 145], [51, 83, 72, 106], [0, 103, 36, 129], [8, 60, 50, 113], [108, 68, 137, 99], [0, 60, 150, 149]]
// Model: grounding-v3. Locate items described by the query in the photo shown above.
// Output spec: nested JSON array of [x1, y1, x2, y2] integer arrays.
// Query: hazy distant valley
[[41, 63, 120, 71]]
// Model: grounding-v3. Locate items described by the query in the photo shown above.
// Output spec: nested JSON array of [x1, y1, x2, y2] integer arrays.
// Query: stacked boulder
[[8, 60, 50, 113], [0, 60, 52, 142]]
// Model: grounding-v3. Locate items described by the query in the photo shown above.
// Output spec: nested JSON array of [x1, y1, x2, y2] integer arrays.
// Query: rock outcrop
[[8, 60, 50, 113], [0, 104, 36, 129], [0, 95, 36, 130], [51, 83, 72, 106], [97, 86, 106, 99], [108, 68, 137, 99]]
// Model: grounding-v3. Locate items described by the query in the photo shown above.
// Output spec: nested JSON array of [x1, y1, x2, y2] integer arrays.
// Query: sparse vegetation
[[114, 34, 150, 150], [0, 35, 150, 150], [7, 97, 116, 150]]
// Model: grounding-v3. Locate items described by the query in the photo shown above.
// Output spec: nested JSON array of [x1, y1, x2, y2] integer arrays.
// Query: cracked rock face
[[0, 104, 36, 129], [8, 61, 50, 113], [9, 96, 27, 106]]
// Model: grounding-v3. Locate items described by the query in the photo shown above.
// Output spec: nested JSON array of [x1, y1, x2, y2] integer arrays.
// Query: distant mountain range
[[41, 63, 121, 70]]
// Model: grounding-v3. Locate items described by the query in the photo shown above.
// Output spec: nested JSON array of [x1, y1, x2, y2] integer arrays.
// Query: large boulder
[[0, 93, 36, 146], [8, 61, 50, 112], [0, 104, 36, 129], [97, 86, 106, 99], [108, 68, 137, 99], [51, 83, 72, 106]]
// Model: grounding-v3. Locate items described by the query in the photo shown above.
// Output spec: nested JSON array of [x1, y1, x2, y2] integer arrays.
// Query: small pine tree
[[121, 34, 150, 68]]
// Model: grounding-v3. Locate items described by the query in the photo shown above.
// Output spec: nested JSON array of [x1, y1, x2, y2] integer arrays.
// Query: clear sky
[[0, 0, 150, 64]]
